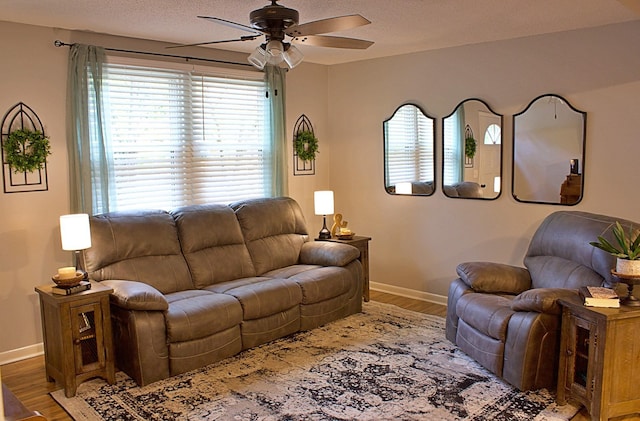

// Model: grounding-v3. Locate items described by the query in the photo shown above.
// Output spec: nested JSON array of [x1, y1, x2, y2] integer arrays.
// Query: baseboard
[[0, 343, 44, 365], [370, 282, 448, 306]]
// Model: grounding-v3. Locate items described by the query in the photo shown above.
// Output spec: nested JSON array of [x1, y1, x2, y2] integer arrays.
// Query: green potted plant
[[3, 128, 51, 173], [294, 130, 318, 162], [590, 221, 640, 276]]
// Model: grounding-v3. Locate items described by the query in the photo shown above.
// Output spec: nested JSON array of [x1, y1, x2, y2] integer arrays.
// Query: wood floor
[[0, 290, 610, 420]]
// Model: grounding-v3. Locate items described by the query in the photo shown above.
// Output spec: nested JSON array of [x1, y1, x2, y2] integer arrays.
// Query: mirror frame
[[441, 98, 503, 200], [512, 94, 587, 205], [383, 103, 436, 196]]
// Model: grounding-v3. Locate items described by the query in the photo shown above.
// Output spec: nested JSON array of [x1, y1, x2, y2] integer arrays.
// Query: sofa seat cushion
[[262, 264, 320, 279], [206, 278, 302, 320], [165, 290, 242, 343], [456, 293, 516, 341], [286, 266, 356, 304]]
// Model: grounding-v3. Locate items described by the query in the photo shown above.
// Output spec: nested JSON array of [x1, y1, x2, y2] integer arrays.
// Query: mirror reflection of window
[[383, 104, 435, 196], [512, 94, 586, 205], [484, 123, 501, 145], [442, 99, 503, 200]]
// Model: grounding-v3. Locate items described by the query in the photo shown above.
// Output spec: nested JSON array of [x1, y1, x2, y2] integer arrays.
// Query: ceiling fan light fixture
[[283, 43, 304, 68], [266, 40, 284, 57], [248, 44, 268, 69]]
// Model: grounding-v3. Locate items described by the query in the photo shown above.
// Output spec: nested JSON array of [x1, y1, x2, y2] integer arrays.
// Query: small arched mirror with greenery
[[383, 103, 435, 196], [442, 98, 503, 200]]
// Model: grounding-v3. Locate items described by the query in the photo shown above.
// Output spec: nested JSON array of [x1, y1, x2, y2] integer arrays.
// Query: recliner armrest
[[299, 241, 360, 267], [457, 262, 531, 294], [511, 288, 579, 315], [100, 279, 169, 311]]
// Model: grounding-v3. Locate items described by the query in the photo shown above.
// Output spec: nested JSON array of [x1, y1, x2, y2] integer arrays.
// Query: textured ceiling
[[2, 0, 639, 65]]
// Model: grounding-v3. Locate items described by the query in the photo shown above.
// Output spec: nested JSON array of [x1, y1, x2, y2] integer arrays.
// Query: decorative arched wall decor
[[293, 114, 316, 176], [1, 102, 49, 193]]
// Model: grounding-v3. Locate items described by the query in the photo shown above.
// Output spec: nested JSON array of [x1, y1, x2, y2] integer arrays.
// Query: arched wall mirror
[[383, 103, 436, 196], [512, 94, 586, 205], [442, 98, 503, 200]]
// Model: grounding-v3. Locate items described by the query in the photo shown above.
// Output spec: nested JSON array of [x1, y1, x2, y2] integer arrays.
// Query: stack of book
[[579, 286, 620, 308], [52, 280, 91, 295]]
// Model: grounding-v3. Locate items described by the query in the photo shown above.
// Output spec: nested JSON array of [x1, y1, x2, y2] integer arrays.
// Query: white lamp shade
[[248, 46, 268, 70], [314, 191, 334, 215], [395, 182, 413, 195], [60, 214, 92, 251], [283, 44, 304, 68], [494, 176, 501, 193]]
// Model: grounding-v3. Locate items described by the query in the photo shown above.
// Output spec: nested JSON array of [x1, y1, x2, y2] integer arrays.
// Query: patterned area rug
[[52, 301, 578, 420]]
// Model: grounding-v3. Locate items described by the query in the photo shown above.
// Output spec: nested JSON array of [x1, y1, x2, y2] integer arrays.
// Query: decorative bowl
[[337, 232, 355, 240], [52, 272, 84, 287]]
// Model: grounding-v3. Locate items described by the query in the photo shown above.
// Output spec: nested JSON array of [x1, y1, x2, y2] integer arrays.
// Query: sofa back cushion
[[524, 211, 634, 289], [171, 204, 256, 288], [231, 197, 309, 275], [84, 210, 193, 294]]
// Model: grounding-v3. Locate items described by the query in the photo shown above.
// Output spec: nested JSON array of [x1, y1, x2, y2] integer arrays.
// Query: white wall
[[327, 21, 640, 298]]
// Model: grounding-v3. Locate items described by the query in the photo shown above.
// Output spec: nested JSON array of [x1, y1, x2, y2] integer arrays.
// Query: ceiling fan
[[168, 0, 374, 69]]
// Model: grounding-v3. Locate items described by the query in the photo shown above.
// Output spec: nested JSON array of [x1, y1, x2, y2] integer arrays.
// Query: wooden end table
[[317, 235, 371, 302], [35, 281, 115, 398], [557, 297, 640, 420]]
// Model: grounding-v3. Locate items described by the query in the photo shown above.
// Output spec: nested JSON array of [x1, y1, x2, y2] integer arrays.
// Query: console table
[[557, 297, 640, 420], [317, 235, 371, 302]]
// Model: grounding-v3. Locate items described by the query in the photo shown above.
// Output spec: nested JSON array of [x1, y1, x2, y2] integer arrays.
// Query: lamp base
[[318, 215, 331, 239]]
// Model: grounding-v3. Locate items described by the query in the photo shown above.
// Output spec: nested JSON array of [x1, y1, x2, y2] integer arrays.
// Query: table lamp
[[59, 213, 92, 278], [314, 190, 334, 239]]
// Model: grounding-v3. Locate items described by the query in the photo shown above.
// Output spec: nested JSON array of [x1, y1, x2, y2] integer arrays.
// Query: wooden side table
[[317, 235, 372, 302], [35, 281, 115, 398], [557, 297, 640, 420]]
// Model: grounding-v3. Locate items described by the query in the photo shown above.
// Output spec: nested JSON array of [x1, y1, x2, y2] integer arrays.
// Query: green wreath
[[465, 136, 477, 159], [3, 128, 51, 173], [294, 130, 319, 162]]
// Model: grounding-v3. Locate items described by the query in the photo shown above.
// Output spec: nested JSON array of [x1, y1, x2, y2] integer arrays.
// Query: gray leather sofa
[[81, 197, 363, 386], [446, 211, 636, 391]]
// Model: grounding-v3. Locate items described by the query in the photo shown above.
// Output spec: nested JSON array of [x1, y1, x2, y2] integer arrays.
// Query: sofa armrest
[[100, 279, 169, 311], [511, 288, 579, 315], [299, 241, 360, 267], [456, 262, 531, 294]]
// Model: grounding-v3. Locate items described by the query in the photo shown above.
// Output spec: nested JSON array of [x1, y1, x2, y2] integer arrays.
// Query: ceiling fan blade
[[197, 16, 261, 35], [293, 35, 374, 50], [286, 15, 370, 37], [166, 35, 260, 49]]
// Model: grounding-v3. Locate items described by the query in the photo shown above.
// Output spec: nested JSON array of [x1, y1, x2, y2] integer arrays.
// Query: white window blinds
[[93, 62, 268, 211], [384, 106, 434, 186]]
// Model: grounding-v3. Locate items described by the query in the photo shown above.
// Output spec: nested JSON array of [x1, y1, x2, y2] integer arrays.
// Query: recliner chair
[[445, 211, 636, 391]]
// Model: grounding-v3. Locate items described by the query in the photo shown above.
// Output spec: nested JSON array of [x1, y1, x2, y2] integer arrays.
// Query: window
[[90, 60, 269, 212], [484, 123, 501, 144]]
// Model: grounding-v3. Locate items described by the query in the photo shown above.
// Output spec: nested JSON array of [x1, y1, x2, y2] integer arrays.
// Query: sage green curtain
[[456, 106, 465, 182], [66, 44, 111, 214], [264, 65, 288, 197]]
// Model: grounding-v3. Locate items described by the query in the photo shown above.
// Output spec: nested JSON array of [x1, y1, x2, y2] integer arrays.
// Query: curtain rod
[[53, 40, 254, 68]]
